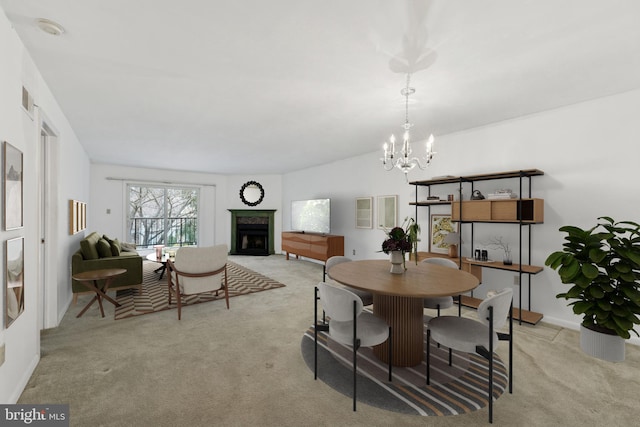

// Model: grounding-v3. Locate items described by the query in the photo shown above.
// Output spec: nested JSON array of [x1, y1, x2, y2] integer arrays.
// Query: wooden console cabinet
[[281, 232, 344, 263]]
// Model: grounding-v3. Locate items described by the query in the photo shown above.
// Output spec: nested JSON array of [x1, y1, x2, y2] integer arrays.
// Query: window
[[127, 185, 199, 248]]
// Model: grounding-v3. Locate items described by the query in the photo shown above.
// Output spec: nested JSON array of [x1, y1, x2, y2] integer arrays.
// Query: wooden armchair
[[166, 245, 229, 319]]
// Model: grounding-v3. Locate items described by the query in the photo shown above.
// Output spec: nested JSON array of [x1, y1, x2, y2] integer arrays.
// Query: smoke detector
[[36, 18, 65, 36]]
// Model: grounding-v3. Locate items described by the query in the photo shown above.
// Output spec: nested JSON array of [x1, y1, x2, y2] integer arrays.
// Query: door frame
[[38, 111, 59, 330]]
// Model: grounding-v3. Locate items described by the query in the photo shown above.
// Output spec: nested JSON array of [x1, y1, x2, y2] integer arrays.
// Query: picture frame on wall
[[377, 195, 397, 229], [69, 199, 87, 235], [3, 141, 23, 230], [355, 197, 373, 229], [430, 214, 457, 254], [5, 237, 25, 328]]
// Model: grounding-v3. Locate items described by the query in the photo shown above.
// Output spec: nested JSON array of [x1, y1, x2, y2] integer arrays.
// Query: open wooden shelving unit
[[409, 169, 545, 325]]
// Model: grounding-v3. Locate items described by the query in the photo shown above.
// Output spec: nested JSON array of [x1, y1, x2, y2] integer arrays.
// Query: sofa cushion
[[80, 232, 100, 260], [120, 242, 137, 252], [103, 235, 123, 256], [110, 238, 122, 256], [96, 238, 113, 258]]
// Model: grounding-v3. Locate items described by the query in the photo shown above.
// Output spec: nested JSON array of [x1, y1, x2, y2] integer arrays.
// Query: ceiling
[[2, 0, 639, 175]]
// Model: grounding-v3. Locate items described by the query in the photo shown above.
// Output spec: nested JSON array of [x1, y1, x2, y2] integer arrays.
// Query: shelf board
[[458, 295, 544, 325], [410, 169, 544, 186], [409, 175, 461, 186], [460, 169, 545, 182], [409, 201, 451, 206], [454, 219, 543, 224], [462, 259, 543, 274]]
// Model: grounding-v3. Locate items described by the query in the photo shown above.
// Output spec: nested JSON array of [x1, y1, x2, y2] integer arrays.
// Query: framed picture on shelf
[[5, 237, 25, 328], [430, 214, 457, 254], [355, 197, 373, 229], [3, 141, 23, 230], [377, 195, 397, 229]]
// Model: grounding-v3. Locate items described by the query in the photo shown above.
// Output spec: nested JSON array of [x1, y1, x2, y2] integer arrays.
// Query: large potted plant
[[545, 216, 640, 361]]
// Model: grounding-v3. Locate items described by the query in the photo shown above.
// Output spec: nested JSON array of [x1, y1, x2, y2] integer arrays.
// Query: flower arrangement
[[381, 217, 420, 270]]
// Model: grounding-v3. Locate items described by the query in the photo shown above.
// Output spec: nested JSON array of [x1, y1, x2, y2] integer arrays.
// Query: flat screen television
[[291, 198, 330, 234]]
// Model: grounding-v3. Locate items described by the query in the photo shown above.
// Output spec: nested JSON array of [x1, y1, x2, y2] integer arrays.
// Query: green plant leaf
[[626, 251, 640, 265], [545, 251, 565, 269], [558, 258, 580, 281], [612, 305, 630, 317], [621, 287, 640, 302], [612, 316, 633, 333], [581, 263, 599, 279], [595, 298, 611, 310], [588, 248, 607, 263], [565, 286, 583, 299], [614, 263, 632, 273], [573, 301, 592, 314]]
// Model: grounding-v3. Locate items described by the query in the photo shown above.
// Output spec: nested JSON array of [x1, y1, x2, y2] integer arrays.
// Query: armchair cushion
[[171, 245, 227, 295]]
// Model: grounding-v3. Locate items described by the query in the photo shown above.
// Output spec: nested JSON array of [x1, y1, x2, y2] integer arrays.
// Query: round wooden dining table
[[328, 259, 479, 367]]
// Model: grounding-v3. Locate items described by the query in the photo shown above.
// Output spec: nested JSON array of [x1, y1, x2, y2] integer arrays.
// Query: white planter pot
[[580, 324, 625, 362], [389, 251, 405, 274]]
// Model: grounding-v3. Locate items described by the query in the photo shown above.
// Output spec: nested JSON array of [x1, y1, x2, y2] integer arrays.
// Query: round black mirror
[[240, 181, 264, 206]]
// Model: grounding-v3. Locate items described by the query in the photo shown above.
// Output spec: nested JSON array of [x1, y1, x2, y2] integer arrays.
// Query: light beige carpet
[[18, 255, 640, 426]]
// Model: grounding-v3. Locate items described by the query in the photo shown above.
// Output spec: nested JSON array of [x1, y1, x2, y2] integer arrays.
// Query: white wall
[[283, 89, 640, 344], [90, 165, 282, 251], [0, 10, 91, 402]]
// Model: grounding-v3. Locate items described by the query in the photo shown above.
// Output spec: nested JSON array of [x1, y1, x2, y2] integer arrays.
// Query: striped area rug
[[301, 320, 508, 416], [115, 260, 285, 319]]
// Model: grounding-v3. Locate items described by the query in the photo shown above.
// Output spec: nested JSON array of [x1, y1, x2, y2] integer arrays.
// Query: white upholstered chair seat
[[171, 245, 227, 294], [328, 312, 389, 348], [428, 316, 498, 352], [166, 244, 229, 319]]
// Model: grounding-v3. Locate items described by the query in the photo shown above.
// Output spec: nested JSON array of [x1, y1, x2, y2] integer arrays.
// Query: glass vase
[[503, 249, 513, 265]]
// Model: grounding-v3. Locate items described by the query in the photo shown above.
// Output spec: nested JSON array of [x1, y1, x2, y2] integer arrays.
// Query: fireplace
[[236, 222, 269, 255], [228, 209, 276, 255]]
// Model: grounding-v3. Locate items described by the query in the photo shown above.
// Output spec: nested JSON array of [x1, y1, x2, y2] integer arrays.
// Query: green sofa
[[71, 232, 143, 303]]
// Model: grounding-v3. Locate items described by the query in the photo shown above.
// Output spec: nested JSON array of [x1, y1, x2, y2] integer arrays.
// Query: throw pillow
[[80, 238, 99, 260], [96, 238, 113, 258], [110, 238, 122, 256], [120, 242, 137, 252]]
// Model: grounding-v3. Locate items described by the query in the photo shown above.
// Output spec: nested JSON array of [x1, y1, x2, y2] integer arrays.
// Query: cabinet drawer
[[491, 200, 517, 221], [451, 201, 491, 221], [452, 199, 543, 222]]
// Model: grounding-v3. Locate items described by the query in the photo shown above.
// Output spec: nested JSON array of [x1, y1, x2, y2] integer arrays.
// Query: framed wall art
[[5, 237, 25, 328], [430, 214, 457, 254], [355, 197, 373, 229], [377, 195, 397, 229], [3, 141, 23, 230], [69, 199, 87, 235]]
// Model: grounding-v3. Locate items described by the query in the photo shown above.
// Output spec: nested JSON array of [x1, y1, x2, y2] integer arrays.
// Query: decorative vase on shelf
[[389, 251, 405, 274], [503, 249, 513, 265]]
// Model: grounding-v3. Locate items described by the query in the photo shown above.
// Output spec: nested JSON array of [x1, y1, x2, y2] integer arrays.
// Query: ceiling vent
[[22, 86, 34, 119]]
